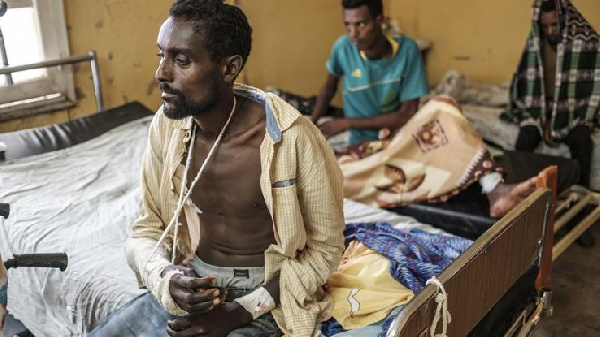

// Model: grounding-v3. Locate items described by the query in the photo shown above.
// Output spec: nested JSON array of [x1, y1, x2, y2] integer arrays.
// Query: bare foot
[[487, 177, 537, 218]]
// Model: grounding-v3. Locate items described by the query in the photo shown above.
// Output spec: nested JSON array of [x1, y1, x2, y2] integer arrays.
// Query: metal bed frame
[[387, 168, 557, 337], [553, 188, 600, 259], [0, 52, 105, 114]]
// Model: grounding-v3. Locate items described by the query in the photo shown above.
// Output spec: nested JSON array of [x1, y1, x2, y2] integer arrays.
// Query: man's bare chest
[[186, 141, 267, 218]]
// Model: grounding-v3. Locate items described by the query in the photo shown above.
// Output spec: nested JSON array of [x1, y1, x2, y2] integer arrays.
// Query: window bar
[[0, 51, 105, 113], [0, 0, 13, 85]]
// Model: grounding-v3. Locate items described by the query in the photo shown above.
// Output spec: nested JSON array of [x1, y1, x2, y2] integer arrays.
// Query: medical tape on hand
[[233, 286, 276, 320]]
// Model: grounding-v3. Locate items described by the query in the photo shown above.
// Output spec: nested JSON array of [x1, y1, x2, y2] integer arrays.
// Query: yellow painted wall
[[238, 0, 345, 99], [3, 1, 600, 132], [390, 0, 600, 86]]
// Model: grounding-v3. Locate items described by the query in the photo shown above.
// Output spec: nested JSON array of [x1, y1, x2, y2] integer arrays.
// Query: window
[[0, 0, 74, 120]]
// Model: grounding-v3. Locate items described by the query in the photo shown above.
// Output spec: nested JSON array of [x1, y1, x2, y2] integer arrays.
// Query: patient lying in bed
[[332, 96, 538, 218]]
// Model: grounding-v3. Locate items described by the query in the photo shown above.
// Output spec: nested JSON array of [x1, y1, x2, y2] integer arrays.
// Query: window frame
[[0, 0, 74, 120]]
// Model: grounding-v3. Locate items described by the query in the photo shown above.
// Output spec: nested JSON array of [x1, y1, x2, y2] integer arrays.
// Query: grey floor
[[533, 222, 600, 336]]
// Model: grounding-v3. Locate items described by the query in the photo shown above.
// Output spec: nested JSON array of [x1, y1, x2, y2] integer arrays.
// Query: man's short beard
[[163, 95, 217, 120], [547, 35, 561, 46], [161, 82, 219, 120]]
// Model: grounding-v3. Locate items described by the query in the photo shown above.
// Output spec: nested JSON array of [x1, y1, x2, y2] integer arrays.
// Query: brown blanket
[[340, 96, 500, 207]]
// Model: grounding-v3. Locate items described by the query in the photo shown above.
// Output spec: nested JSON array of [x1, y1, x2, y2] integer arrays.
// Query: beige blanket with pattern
[[340, 96, 499, 207]]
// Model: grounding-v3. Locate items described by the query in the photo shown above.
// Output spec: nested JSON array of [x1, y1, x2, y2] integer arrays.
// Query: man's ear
[[222, 55, 244, 84]]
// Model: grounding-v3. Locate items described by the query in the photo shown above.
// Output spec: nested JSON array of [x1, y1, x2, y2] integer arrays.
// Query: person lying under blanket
[[337, 96, 537, 218], [305, 0, 536, 218]]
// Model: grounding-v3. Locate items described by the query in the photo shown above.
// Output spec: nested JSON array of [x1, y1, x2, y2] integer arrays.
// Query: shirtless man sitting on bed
[[311, 0, 537, 217], [90, 1, 345, 336]]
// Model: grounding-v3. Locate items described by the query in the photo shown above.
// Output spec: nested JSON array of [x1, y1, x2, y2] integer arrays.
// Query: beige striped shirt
[[125, 84, 345, 336]]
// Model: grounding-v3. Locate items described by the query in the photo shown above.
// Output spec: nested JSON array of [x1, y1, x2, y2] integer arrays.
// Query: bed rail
[[387, 188, 553, 337], [0, 52, 104, 113]]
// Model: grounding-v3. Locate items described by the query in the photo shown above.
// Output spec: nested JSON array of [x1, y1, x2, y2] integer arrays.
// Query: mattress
[[0, 110, 447, 336]]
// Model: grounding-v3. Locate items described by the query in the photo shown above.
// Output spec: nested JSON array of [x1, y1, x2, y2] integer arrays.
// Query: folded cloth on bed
[[344, 222, 472, 293], [327, 240, 413, 330], [504, 0, 600, 137], [322, 222, 471, 337], [339, 96, 501, 206]]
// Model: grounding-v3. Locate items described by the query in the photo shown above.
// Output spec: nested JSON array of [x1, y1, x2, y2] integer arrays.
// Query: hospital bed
[[0, 96, 556, 336], [431, 70, 599, 259]]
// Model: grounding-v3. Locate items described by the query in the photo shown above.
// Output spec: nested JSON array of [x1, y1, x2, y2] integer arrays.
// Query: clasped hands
[[163, 265, 252, 337]]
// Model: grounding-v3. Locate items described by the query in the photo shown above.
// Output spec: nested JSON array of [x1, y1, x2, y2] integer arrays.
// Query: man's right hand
[[162, 265, 221, 314]]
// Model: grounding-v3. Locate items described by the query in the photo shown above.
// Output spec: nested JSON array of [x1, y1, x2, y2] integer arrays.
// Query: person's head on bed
[[539, 0, 560, 46], [156, 0, 252, 120], [341, 0, 384, 52]]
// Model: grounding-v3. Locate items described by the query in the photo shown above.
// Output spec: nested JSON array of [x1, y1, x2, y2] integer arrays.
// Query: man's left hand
[[166, 302, 252, 337], [318, 118, 350, 138]]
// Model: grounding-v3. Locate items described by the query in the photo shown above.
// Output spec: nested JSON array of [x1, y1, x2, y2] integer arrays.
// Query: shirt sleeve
[[277, 119, 346, 336], [326, 37, 346, 78], [399, 39, 430, 102], [125, 111, 188, 316]]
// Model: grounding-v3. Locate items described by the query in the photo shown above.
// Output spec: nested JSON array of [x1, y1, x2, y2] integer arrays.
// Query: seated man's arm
[[318, 98, 419, 138], [311, 73, 340, 124], [347, 98, 419, 131], [125, 112, 217, 316], [277, 122, 346, 334]]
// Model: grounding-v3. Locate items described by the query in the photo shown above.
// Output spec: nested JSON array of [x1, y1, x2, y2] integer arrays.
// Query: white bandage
[[125, 237, 188, 316], [157, 269, 189, 316], [479, 172, 503, 194], [233, 287, 276, 320]]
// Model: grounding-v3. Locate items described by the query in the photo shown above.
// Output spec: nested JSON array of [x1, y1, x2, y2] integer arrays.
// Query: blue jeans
[[90, 257, 282, 336], [89, 292, 282, 337]]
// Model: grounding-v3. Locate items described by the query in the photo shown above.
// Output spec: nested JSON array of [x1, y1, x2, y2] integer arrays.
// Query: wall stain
[[147, 79, 158, 96], [108, 52, 114, 61], [454, 56, 471, 61], [95, 20, 104, 29], [75, 87, 87, 100]]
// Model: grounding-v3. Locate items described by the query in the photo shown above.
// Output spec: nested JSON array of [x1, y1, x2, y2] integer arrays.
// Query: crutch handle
[[4, 253, 68, 271]]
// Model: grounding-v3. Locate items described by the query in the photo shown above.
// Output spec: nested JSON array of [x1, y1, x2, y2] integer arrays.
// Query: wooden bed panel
[[388, 188, 553, 337]]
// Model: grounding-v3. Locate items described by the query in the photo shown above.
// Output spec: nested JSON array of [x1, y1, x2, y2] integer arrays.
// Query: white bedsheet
[[0, 115, 440, 336], [0, 117, 153, 336]]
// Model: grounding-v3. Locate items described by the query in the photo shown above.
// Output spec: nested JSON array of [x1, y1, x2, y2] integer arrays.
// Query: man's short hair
[[169, 0, 252, 68], [342, 0, 383, 18], [540, 0, 557, 13]]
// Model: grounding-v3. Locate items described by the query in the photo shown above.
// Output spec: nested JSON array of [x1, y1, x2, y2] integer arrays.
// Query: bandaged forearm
[[233, 287, 276, 320], [125, 237, 188, 316], [479, 172, 503, 194]]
